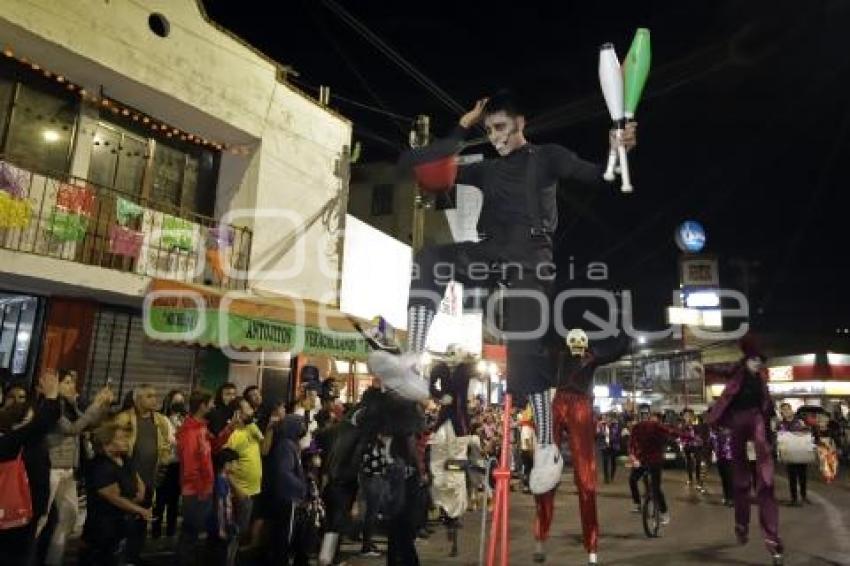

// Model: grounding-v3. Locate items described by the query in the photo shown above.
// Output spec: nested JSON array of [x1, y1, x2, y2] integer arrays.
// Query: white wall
[[0, 0, 353, 304], [246, 84, 350, 304]]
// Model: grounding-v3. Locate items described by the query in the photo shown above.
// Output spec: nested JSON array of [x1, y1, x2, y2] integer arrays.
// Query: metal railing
[[0, 156, 252, 290]]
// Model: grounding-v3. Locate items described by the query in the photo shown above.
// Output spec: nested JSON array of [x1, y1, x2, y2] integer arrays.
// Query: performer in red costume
[[533, 329, 629, 565]]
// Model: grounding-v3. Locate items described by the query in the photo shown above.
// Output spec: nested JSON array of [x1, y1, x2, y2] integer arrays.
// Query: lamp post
[[410, 114, 430, 253]]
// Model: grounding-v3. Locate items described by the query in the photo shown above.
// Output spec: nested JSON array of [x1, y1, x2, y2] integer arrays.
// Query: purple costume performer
[[707, 334, 783, 564]]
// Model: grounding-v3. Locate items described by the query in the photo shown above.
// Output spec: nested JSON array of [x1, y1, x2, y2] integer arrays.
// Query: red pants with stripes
[[534, 391, 598, 553]]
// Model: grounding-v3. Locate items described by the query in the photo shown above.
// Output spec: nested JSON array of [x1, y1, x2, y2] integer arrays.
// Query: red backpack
[[0, 452, 33, 529]]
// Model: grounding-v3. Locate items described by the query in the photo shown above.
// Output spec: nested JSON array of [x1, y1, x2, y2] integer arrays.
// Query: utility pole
[[410, 114, 430, 253]]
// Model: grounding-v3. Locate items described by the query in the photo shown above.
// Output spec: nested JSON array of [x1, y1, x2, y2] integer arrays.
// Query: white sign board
[[444, 183, 483, 243], [339, 215, 411, 330], [768, 366, 794, 382], [426, 281, 482, 356]]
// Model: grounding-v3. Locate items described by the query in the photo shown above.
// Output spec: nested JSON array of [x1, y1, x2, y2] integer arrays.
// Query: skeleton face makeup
[[745, 357, 763, 374], [484, 111, 525, 156], [566, 328, 589, 357]]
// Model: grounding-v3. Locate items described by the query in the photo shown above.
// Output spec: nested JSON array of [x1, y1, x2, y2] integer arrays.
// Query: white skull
[[446, 343, 472, 363], [566, 328, 589, 356]]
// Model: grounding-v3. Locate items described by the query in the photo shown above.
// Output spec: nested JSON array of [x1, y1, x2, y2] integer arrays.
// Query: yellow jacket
[[116, 409, 172, 468]]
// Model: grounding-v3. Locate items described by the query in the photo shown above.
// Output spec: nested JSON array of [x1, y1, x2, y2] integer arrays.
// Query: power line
[[307, 5, 411, 138], [319, 0, 466, 116], [288, 75, 414, 122]]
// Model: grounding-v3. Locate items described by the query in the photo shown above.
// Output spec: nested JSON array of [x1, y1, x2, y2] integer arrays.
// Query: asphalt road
[[338, 465, 850, 566]]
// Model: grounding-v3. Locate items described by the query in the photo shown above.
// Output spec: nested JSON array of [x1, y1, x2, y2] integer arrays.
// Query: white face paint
[[566, 328, 589, 357], [484, 111, 524, 156], [745, 357, 763, 374]]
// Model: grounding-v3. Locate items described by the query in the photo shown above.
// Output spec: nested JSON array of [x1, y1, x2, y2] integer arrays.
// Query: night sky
[[202, 0, 849, 346]]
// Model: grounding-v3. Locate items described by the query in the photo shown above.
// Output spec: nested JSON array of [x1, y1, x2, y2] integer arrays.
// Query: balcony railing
[[0, 156, 251, 290]]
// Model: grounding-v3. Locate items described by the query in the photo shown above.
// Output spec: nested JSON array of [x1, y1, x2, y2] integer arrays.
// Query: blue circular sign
[[675, 221, 706, 253]]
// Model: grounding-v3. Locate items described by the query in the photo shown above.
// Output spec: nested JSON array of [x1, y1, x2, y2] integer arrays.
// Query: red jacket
[[629, 420, 678, 468], [177, 415, 214, 497]]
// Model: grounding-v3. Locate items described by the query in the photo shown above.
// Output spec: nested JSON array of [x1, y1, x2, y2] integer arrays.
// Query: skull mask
[[566, 328, 589, 357]]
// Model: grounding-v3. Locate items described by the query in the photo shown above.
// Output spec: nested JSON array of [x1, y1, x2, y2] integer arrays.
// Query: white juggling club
[[598, 43, 632, 193]]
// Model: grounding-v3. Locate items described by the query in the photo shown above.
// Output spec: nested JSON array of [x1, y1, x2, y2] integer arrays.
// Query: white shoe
[[367, 350, 430, 401], [660, 511, 671, 525], [533, 541, 545, 563], [588, 552, 598, 564], [529, 444, 563, 494]]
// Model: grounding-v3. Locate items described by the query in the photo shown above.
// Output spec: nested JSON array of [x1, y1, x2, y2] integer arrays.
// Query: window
[[0, 294, 39, 380], [0, 77, 14, 140], [115, 135, 148, 194], [180, 154, 199, 210], [370, 184, 394, 216], [151, 142, 186, 206], [87, 117, 214, 213], [87, 123, 148, 195], [148, 13, 170, 38], [88, 124, 121, 189], [4, 83, 76, 172]]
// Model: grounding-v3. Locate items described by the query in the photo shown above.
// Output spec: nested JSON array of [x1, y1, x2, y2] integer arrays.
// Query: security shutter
[[85, 307, 195, 402]]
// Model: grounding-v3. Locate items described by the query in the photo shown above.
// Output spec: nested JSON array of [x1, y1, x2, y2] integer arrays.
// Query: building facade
[[0, 0, 353, 401]]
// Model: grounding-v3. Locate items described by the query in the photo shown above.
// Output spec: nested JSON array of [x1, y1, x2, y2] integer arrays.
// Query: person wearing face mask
[[369, 90, 637, 499], [222, 396, 263, 563], [707, 334, 783, 565], [152, 389, 187, 539]]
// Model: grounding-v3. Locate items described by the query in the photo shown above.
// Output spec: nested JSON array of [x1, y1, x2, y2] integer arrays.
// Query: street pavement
[[66, 464, 850, 565], [338, 465, 850, 566]]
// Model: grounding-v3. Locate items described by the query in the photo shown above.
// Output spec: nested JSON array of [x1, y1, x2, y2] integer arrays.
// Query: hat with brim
[[738, 332, 766, 361]]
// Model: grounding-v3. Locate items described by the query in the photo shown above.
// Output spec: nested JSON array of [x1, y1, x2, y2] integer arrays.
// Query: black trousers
[[386, 478, 422, 566], [786, 463, 808, 501], [323, 481, 358, 533], [601, 447, 617, 483], [521, 450, 534, 487], [265, 501, 308, 566], [0, 522, 36, 566], [717, 460, 734, 501], [153, 462, 181, 537], [629, 465, 667, 514], [125, 482, 153, 562], [321, 480, 358, 564], [411, 236, 555, 398], [684, 447, 703, 485], [359, 475, 380, 549]]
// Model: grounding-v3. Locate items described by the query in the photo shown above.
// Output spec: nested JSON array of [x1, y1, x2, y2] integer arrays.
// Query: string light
[[5, 44, 229, 152]]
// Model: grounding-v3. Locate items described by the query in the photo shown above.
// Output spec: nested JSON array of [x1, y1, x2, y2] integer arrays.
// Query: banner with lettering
[[147, 306, 370, 359]]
